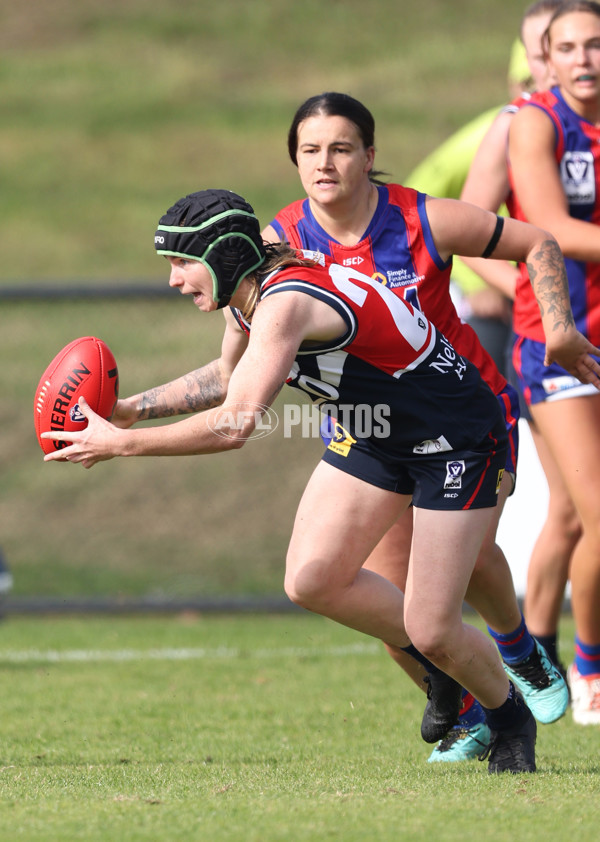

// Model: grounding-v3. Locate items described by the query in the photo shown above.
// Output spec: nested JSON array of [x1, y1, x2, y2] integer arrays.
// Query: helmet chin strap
[[216, 292, 232, 309]]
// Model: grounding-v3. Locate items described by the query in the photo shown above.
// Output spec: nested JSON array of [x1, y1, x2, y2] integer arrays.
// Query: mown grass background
[[2, 4, 598, 837], [2, 613, 599, 842], [1, 0, 538, 599]]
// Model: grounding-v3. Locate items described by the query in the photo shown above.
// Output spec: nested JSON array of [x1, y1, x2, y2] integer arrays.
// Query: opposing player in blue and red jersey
[[458, 3, 579, 701], [458, 0, 583, 733], [42, 189, 600, 770], [261, 91, 571, 758], [508, 0, 600, 725]]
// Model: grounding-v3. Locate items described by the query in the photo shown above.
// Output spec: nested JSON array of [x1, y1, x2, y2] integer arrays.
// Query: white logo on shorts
[[444, 460, 465, 490], [542, 375, 580, 395], [413, 435, 452, 455]]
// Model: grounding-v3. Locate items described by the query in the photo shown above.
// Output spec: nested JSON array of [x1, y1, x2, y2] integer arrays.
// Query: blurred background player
[[402, 37, 535, 375], [459, 1, 576, 685], [508, 0, 600, 724]]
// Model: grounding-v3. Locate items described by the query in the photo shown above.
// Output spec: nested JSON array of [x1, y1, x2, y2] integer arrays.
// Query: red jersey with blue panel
[[269, 184, 508, 394], [508, 87, 600, 345], [231, 256, 507, 510], [268, 183, 519, 471]]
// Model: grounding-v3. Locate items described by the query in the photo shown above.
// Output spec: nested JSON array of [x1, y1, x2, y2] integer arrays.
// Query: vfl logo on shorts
[[444, 460, 465, 490], [327, 422, 357, 457]]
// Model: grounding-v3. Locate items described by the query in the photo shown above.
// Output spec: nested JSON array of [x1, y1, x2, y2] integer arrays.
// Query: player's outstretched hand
[[545, 328, 600, 389], [42, 397, 124, 469]]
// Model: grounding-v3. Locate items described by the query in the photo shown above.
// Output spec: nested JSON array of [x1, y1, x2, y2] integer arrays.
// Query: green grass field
[[1, 613, 597, 842], [2, 4, 598, 838]]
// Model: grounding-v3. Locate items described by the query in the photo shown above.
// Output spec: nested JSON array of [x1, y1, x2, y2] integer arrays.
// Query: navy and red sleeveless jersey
[[508, 86, 600, 344], [232, 256, 503, 457], [267, 183, 507, 397]]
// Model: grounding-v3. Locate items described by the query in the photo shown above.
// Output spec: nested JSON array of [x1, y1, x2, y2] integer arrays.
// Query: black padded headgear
[[154, 189, 266, 308]]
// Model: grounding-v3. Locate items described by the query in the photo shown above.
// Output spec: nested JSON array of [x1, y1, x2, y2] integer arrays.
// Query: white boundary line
[[0, 642, 380, 664]]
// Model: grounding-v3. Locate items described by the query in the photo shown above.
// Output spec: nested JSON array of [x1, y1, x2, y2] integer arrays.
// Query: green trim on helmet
[[156, 230, 265, 304], [155, 249, 220, 301], [201, 232, 265, 302], [156, 208, 259, 235]]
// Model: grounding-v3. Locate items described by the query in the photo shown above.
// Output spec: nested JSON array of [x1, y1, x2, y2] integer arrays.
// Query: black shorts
[[321, 416, 507, 511]]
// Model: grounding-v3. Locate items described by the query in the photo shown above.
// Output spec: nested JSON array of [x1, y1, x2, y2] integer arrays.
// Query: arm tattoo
[[526, 239, 575, 334], [137, 360, 226, 420]]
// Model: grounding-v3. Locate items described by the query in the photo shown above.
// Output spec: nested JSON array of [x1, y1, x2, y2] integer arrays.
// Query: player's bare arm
[[427, 197, 600, 386], [457, 110, 521, 298], [43, 290, 344, 466], [260, 223, 281, 245], [111, 310, 249, 427], [461, 110, 513, 212]]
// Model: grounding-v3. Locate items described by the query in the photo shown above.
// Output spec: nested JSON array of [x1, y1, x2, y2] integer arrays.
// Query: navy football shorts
[[513, 333, 600, 406], [320, 414, 508, 511], [320, 383, 518, 493]]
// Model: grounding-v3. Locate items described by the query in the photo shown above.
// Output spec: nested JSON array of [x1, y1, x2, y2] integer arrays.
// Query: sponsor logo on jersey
[[326, 422, 357, 457], [561, 151, 595, 205], [444, 460, 465, 489], [372, 272, 388, 285], [428, 335, 467, 380], [542, 375, 581, 395], [413, 435, 452, 455], [342, 256, 364, 267], [385, 269, 425, 289]]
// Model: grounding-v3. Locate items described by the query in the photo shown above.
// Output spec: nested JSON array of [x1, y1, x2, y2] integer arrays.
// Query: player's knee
[[405, 619, 454, 665], [284, 561, 331, 612]]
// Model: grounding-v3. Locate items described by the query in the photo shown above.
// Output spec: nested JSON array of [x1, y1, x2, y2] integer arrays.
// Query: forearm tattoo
[[526, 239, 575, 334], [137, 360, 225, 420]]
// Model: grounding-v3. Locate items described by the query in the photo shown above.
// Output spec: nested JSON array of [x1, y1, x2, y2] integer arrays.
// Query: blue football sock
[[487, 615, 535, 665], [482, 681, 528, 732], [457, 691, 486, 728], [575, 636, 600, 677]]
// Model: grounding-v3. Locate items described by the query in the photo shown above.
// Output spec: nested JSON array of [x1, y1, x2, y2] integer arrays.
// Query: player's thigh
[[361, 508, 413, 590], [408, 506, 497, 624], [529, 420, 578, 519], [287, 460, 410, 582], [531, 394, 600, 524]]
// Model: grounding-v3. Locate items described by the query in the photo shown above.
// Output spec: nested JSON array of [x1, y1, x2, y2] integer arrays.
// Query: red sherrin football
[[34, 336, 119, 454]]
